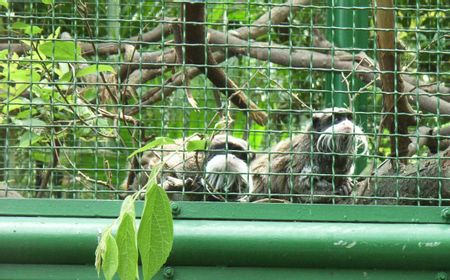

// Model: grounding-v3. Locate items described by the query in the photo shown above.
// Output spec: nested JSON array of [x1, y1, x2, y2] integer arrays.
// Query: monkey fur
[[126, 134, 253, 201], [249, 107, 368, 203]]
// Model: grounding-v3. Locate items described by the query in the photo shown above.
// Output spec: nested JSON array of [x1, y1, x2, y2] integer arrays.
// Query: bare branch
[[81, 22, 173, 56], [182, 2, 267, 125], [233, 0, 310, 39], [408, 126, 450, 156]]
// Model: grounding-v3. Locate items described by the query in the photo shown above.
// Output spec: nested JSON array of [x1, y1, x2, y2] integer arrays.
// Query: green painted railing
[[0, 200, 450, 280]]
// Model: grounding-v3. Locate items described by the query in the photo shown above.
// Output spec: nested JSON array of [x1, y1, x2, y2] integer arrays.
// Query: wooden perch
[[181, 2, 267, 126], [355, 146, 450, 206]]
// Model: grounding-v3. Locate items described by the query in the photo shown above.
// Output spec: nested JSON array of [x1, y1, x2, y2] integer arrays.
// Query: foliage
[[95, 166, 173, 280], [0, 0, 446, 194]]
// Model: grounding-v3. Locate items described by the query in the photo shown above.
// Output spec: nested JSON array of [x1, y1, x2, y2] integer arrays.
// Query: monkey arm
[[295, 165, 352, 203]]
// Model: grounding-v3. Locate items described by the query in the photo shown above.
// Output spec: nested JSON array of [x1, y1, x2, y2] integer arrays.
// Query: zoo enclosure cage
[[0, 0, 449, 279]]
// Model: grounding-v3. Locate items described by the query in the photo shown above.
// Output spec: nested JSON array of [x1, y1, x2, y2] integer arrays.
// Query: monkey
[[0, 184, 23, 198], [201, 134, 254, 201], [249, 107, 368, 203], [125, 134, 254, 201]]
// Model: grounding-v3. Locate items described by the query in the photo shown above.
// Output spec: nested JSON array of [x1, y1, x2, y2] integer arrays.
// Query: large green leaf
[[9, 69, 41, 96], [38, 41, 82, 61], [11, 22, 42, 35], [137, 183, 174, 280], [1, 97, 29, 113], [116, 196, 139, 280], [75, 65, 116, 78], [9, 69, 41, 83], [95, 228, 119, 280], [19, 131, 44, 147], [0, 0, 8, 9], [14, 118, 47, 128], [127, 137, 176, 159]]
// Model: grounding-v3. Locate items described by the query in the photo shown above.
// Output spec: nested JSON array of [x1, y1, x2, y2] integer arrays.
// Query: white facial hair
[[316, 120, 368, 155], [203, 154, 253, 193]]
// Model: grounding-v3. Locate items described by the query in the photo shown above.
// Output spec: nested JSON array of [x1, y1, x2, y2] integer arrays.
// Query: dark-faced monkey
[[249, 107, 367, 203], [125, 134, 254, 201]]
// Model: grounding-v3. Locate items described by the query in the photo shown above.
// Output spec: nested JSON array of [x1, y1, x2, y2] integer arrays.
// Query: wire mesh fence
[[0, 0, 448, 205]]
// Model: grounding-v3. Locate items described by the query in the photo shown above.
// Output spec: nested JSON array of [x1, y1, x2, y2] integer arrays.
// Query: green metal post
[[326, 0, 369, 173], [326, 0, 369, 107]]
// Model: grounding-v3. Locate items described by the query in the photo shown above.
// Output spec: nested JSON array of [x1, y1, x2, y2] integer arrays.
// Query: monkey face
[[203, 153, 253, 194], [312, 108, 368, 155], [202, 134, 254, 200]]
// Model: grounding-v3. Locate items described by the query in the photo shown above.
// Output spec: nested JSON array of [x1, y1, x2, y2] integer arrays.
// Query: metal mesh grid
[[0, 0, 448, 205]]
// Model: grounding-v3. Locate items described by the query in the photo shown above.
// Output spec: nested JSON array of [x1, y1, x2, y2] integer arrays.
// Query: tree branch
[[181, 2, 267, 125], [374, 0, 415, 158]]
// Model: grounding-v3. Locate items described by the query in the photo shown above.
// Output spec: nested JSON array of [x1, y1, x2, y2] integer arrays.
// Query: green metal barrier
[[0, 200, 449, 280]]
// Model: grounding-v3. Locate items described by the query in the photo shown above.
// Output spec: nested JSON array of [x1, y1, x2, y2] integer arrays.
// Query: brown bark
[[374, 0, 415, 158], [408, 126, 450, 156], [233, 0, 310, 39], [124, 52, 225, 116], [181, 3, 267, 126], [81, 22, 172, 56], [356, 146, 450, 205]]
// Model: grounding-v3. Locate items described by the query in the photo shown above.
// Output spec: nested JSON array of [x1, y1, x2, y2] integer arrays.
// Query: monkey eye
[[335, 115, 345, 123], [233, 150, 250, 161]]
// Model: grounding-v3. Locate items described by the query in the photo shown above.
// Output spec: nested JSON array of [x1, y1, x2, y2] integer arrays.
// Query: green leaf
[[0, 49, 8, 59], [128, 137, 176, 159], [12, 22, 29, 29], [10, 71, 41, 97], [14, 118, 47, 128], [186, 139, 209, 152], [42, 0, 53, 4], [95, 228, 119, 280], [0, 0, 8, 9], [10, 69, 41, 83], [75, 65, 116, 78], [1, 97, 29, 113], [116, 196, 139, 280], [137, 183, 174, 280], [46, 27, 61, 40], [11, 22, 42, 35], [83, 87, 98, 102], [58, 71, 73, 83], [31, 151, 52, 163], [38, 41, 82, 61], [24, 26, 42, 35], [102, 234, 119, 280], [15, 109, 38, 119], [19, 131, 43, 147]]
